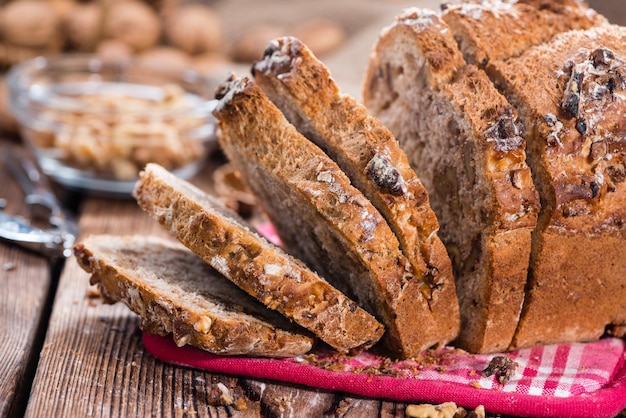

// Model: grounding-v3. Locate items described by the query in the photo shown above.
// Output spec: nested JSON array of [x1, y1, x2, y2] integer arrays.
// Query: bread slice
[[133, 163, 384, 354], [486, 25, 626, 348], [213, 74, 441, 358], [251, 36, 460, 347], [74, 235, 314, 357], [441, 0, 605, 68], [363, 9, 540, 353]]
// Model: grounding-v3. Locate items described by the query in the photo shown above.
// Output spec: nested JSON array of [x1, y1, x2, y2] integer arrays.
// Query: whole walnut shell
[[0, 0, 62, 49], [103, 1, 160, 52], [96, 39, 134, 64], [165, 4, 223, 55], [66, 2, 104, 51]]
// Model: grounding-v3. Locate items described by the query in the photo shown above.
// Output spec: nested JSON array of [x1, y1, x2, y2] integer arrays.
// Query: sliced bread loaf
[[363, 9, 540, 353], [486, 25, 626, 348], [74, 235, 314, 357], [133, 163, 384, 354], [213, 74, 441, 358], [252, 36, 459, 347]]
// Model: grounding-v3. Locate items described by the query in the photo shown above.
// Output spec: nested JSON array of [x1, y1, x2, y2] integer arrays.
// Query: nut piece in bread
[[212, 74, 441, 358], [74, 235, 314, 357], [133, 163, 384, 354], [252, 36, 460, 348], [364, 9, 540, 353]]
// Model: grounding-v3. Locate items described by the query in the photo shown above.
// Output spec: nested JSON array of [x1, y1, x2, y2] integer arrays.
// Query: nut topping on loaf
[[365, 153, 408, 196]]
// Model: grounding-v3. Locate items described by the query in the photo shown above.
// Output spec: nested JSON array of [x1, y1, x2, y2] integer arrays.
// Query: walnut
[[165, 4, 223, 55], [405, 402, 458, 418], [482, 355, 518, 384], [66, 3, 104, 52], [32, 84, 206, 180], [104, 1, 160, 52], [96, 39, 133, 64], [365, 153, 408, 196], [48, 0, 78, 26], [193, 316, 213, 334], [484, 107, 524, 153], [191, 52, 231, 77], [0, 0, 62, 50]]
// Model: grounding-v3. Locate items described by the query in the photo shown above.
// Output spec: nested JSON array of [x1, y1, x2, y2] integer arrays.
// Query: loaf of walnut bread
[[365, 1, 626, 350], [252, 36, 460, 348], [364, 9, 540, 353], [213, 74, 443, 358], [133, 163, 384, 354], [74, 235, 314, 357], [438, 0, 626, 348]]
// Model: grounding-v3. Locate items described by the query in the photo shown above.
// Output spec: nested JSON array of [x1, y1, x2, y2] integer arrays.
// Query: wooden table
[[1, 1, 625, 415]]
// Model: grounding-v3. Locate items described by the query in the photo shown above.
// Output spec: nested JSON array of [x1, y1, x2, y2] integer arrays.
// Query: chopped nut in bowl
[[7, 54, 217, 197]]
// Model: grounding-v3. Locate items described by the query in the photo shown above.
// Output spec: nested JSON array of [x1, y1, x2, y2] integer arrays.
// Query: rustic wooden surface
[[2, 2, 626, 417], [0, 141, 58, 418]]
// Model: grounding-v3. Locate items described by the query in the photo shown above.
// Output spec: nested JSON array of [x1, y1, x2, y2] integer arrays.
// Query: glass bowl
[[7, 54, 217, 197]]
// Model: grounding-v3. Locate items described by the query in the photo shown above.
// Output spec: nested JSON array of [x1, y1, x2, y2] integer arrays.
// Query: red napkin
[[143, 334, 626, 418]]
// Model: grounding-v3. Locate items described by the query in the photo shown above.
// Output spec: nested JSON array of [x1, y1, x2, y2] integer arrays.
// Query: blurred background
[[0, 0, 623, 135]]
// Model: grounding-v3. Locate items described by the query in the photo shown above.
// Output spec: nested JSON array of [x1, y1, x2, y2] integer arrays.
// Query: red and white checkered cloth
[[144, 334, 626, 418]]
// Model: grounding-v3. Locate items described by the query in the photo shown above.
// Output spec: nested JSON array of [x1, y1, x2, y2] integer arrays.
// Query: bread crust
[[213, 75, 441, 358], [74, 235, 314, 357], [252, 36, 460, 348], [133, 163, 384, 354], [441, 0, 604, 67], [363, 9, 540, 353]]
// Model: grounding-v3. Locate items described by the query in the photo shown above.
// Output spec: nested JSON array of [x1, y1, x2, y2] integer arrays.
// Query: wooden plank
[[0, 140, 55, 418]]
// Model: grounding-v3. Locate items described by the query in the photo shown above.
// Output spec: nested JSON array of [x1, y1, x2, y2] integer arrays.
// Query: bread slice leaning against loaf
[[363, 9, 540, 353], [213, 74, 441, 358], [252, 36, 459, 347], [133, 163, 383, 354], [74, 235, 314, 357]]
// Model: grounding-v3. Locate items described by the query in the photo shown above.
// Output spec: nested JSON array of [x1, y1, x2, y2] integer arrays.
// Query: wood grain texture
[[0, 141, 54, 418]]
